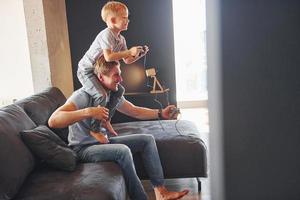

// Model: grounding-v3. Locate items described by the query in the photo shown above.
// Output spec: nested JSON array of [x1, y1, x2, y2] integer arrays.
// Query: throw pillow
[[20, 125, 77, 171], [49, 126, 69, 143]]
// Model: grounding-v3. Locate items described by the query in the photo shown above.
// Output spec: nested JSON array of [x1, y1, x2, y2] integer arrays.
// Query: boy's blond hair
[[94, 56, 119, 76], [101, 1, 128, 22]]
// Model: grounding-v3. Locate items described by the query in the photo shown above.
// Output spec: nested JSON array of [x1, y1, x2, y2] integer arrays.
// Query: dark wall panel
[[65, 0, 176, 122], [208, 1, 300, 200]]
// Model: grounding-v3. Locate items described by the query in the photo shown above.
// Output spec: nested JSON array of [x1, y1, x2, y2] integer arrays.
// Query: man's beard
[[103, 83, 119, 92]]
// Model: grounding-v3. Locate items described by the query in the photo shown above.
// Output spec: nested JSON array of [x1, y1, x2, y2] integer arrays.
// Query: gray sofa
[[0, 87, 207, 200]]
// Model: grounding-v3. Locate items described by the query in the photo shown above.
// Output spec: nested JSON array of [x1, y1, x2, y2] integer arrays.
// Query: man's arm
[[48, 101, 109, 128], [117, 99, 177, 120]]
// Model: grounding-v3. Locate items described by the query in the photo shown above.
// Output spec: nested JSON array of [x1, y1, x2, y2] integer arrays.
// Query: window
[[0, 1, 33, 107], [172, 0, 207, 103]]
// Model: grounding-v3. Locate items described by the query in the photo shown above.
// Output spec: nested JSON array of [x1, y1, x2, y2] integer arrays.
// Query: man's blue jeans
[[74, 134, 165, 200]]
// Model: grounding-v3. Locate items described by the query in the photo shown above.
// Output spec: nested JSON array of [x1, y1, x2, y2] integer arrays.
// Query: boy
[[77, 1, 148, 136]]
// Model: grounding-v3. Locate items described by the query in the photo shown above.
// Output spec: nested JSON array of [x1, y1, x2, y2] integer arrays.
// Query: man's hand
[[88, 106, 109, 121], [162, 105, 179, 119], [90, 131, 109, 144]]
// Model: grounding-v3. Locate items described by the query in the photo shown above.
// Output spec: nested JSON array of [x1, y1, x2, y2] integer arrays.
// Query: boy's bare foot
[[103, 121, 118, 136], [90, 131, 109, 144], [154, 186, 189, 200]]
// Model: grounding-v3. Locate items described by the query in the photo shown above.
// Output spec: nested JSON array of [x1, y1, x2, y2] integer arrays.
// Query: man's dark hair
[[94, 56, 119, 76]]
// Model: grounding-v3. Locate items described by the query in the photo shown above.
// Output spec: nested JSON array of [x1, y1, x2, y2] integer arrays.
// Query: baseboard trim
[[177, 100, 208, 108]]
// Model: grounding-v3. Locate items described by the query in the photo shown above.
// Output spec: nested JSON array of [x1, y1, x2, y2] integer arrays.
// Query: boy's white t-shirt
[[78, 27, 127, 72]]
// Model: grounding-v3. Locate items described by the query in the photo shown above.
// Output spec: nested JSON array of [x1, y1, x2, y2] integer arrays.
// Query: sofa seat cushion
[[112, 120, 208, 179], [14, 163, 127, 200]]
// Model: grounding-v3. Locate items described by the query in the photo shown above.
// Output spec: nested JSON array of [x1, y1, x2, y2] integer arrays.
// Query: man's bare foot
[[154, 186, 189, 200]]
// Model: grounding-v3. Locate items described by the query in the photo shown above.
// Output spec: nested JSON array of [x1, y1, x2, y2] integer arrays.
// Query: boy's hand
[[138, 45, 149, 57], [123, 46, 149, 64], [129, 46, 143, 57], [142, 45, 149, 54]]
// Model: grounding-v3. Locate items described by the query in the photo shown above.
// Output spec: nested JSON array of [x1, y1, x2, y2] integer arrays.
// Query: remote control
[[169, 107, 180, 118], [138, 45, 148, 56]]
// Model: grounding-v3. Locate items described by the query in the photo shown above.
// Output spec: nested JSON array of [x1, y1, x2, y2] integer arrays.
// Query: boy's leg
[[78, 71, 107, 132], [77, 70, 106, 102], [76, 144, 148, 200]]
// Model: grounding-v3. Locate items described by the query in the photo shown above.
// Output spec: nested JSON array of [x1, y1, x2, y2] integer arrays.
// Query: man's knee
[[117, 144, 133, 160], [141, 134, 156, 144]]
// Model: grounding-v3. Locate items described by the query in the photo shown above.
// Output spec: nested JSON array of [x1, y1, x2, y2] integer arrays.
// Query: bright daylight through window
[[172, 0, 207, 103], [0, 1, 33, 107]]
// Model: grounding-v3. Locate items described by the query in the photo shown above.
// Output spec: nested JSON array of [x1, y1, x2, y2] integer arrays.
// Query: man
[[48, 56, 188, 200]]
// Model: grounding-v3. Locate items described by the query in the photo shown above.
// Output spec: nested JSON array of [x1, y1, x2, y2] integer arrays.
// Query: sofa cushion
[[16, 87, 66, 125], [15, 87, 68, 143], [112, 120, 208, 179], [20, 125, 77, 171], [14, 163, 127, 200], [49, 127, 69, 143], [0, 105, 36, 200]]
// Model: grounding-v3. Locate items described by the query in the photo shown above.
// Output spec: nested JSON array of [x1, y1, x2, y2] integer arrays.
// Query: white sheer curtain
[[0, 0, 33, 107], [173, 0, 207, 103]]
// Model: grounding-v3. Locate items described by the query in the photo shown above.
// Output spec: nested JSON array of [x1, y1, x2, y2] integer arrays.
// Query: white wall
[[0, 0, 33, 105], [0, 0, 74, 107], [23, 0, 73, 97]]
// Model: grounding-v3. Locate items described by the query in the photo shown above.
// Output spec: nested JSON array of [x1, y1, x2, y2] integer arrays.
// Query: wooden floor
[[144, 108, 211, 200]]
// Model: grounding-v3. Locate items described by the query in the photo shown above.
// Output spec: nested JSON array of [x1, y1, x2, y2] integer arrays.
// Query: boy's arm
[[48, 101, 109, 128], [123, 45, 149, 64], [123, 54, 143, 64], [103, 49, 131, 62], [103, 46, 147, 64]]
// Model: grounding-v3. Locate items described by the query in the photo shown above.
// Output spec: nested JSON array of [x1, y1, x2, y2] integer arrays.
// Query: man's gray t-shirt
[[78, 27, 127, 73], [67, 88, 125, 147]]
